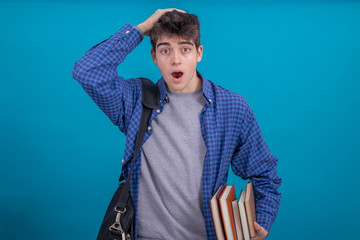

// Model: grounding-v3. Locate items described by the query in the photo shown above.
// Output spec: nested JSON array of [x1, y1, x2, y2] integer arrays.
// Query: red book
[[219, 185, 236, 240]]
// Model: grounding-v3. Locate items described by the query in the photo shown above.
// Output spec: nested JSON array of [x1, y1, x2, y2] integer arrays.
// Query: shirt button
[[148, 126, 152, 131], [209, 99, 212, 102], [165, 96, 168, 100], [156, 109, 160, 113], [125, 30, 130, 34], [122, 159, 124, 164]]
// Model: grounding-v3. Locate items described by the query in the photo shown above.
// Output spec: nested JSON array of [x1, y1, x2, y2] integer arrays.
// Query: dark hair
[[150, 10, 201, 53]]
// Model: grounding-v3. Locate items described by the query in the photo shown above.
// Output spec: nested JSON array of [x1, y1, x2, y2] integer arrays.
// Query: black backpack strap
[[140, 77, 161, 109], [118, 78, 160, 184]]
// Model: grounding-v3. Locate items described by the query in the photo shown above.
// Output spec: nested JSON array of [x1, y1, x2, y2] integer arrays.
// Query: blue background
[[1, 0, 359, 239]]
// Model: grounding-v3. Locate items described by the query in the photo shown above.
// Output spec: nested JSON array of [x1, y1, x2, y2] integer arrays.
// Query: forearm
[[71, 24, 143, 128], [72, 23, 143, 86], [251, 157, 282, 233], [231, 98, 282, 233], [233, 146, 282, 233]]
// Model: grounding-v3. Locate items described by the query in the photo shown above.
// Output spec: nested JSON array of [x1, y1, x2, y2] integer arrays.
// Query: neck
[[193, 76, 203, 92]]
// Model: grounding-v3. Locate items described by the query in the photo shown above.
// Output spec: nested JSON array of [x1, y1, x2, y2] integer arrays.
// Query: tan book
[[231, 198, 244, 240], [219, 185, 237, 240], [209, 185, 227, 240], [239, 190, 251, 240], [245, 181, 257, 238]]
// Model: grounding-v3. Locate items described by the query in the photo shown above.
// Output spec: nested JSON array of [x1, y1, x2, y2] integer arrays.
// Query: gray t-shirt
[[137, 87, 207, 240]]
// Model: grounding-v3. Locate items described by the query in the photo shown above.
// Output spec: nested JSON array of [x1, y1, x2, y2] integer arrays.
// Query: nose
[[171, 51, 181, 65]]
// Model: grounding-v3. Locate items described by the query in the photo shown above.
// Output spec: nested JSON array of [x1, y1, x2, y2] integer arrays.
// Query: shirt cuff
[[111, 23, 144, 53], [133, 25, 144, 36], [256, 212, 273, 234]]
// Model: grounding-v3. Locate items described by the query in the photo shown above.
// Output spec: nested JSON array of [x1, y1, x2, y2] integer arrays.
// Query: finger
[[254, 221, 261, 231], [251, 233, 265, 240], [175, 9, 187, 13], [166, 8, 187, 14], [254, 222, 268, 238]]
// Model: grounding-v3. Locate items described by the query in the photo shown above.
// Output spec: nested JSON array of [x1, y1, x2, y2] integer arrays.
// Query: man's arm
[[72, 24, 143, 133], [72, 8, 186, 133], [231, 98, 282, 236]]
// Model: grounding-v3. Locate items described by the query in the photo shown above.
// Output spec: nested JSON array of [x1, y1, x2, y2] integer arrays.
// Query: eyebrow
[[156, 41, 194, 49]]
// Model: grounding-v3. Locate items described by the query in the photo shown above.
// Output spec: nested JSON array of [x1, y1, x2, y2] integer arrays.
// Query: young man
[[72, 8, 281, 240]]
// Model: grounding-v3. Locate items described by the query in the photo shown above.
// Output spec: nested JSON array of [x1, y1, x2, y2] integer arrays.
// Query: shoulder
[[208, 80, 257, 135], [209, 80, 251, 113]]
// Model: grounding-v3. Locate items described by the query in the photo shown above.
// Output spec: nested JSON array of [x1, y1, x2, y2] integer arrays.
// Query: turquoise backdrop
[[1, 0, 359, 239]]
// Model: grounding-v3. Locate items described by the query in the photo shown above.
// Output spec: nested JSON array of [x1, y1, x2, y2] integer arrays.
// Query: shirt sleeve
[[133, 25, 144, 36], [72, 23, 143, 133], [230, 98, 282, 233]]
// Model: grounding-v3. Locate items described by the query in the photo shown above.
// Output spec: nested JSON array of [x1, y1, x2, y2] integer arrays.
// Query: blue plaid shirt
[[72, 23, 281, 239]]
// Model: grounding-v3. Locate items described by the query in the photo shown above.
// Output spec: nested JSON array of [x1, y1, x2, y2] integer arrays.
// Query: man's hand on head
[[251, 222, 269, 240], [137, 8, 186, 36]]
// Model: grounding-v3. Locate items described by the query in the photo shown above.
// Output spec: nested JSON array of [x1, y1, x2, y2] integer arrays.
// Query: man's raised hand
[[137, 8, 186, 36]]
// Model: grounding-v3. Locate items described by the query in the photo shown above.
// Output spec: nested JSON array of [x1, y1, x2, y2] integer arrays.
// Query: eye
[[182, 48, 190, 53], [160, 49, 170, 55]]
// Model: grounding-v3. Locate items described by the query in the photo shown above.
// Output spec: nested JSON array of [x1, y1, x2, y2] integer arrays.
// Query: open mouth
[[171, 71, 183, 80]]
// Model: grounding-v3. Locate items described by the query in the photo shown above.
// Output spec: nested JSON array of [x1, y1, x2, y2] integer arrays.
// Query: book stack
[[209, 181, 256, 240]]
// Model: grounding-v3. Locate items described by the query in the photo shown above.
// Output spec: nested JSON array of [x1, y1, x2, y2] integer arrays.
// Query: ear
[[151, 48, 157, 65], [197, 45, 203, 63]]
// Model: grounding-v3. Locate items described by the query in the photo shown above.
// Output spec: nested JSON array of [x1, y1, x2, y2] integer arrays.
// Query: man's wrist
[[133, 25, 144, 36], [136, 23, 149, 36]]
